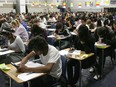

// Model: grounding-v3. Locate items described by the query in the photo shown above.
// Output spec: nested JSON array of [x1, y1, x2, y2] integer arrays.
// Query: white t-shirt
[[39, 45, 62, 78], [8, 36, 25, 53]]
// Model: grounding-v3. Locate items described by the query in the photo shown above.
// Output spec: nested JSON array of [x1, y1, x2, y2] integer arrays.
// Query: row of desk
[[0, 42, 111, 87]]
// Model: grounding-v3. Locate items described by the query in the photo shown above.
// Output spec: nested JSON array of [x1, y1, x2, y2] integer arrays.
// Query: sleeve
[[16, 37, 25, 53], [48, 49, 61, 63]]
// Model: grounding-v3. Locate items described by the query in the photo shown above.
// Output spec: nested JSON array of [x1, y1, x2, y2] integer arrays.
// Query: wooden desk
[[95, 42, 110, 78], [65, 48, 94, 87], [1, 63, 46, 87]]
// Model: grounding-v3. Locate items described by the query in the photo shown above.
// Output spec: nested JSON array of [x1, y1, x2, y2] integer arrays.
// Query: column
[[16, 0, 26, 13]]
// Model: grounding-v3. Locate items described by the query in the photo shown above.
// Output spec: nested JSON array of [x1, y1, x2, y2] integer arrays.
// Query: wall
[[66, 0, 103, 12], [0, 3, 13, 14], [27, 4, 59, 13]]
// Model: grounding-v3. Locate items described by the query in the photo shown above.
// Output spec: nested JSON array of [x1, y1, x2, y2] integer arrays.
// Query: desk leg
[[27, 81, 30, 87], [101, 49, 104, 78], [59, 40, 61, 50], [9, 78, 12, 87], [79, 61, 82, 87]]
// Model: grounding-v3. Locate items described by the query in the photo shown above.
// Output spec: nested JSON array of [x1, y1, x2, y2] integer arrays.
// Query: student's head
[[77, 24, 89, 41], [11, 19, 20, 28], [97, 26, 109, 38], [56, 22, 63, 30], [28, 35, 48, 55], [31, 24, 43, 35]]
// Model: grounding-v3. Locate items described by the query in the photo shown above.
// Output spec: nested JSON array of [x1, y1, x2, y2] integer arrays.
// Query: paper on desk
[[0, 50, 15, 55], [95, 42, 106, 46], [69, 50, 81, 55], [59, 50, 68, 56], [18, 72, 44, 81], [0, 48, 8, 52], [17, 61, 45, 81]]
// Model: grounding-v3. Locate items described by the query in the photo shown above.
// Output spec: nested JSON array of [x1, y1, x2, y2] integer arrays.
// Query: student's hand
[[17, 64, 29, 73]]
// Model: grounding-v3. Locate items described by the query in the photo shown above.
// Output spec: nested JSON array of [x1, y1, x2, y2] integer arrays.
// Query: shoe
[[89, 67, 94, 73], [93, 75, 100, 80]]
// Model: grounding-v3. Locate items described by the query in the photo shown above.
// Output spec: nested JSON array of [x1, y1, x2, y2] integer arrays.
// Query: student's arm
[[19, 51, 35, 66], [18, 61, 54, 73]]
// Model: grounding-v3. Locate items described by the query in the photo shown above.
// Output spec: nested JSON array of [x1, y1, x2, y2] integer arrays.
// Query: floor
[[0, 57, 116, 87]]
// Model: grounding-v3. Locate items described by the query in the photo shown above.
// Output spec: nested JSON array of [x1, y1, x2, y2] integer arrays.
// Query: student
[[11, 19, 29, 42], [95, 26, 115, 76], [18, 36, 62, 87], [67, 25, 96, 87], [53, 22, 71, 50], [1, 30, 25, 62], [30, 24, 47, 40]]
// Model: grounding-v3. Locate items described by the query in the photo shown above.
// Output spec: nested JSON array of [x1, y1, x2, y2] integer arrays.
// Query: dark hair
[[97, 26, 109, 38], [77, 24, 89, 41], [31, 24, 47, 40], [28, 35, 48, 52], [97, 19, 102, 27], [56, 22, 63, 30]]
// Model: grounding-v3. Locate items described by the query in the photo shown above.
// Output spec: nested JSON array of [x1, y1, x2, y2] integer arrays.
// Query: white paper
[[0, 48, 8, 52], [0, 50, 15, 55], [17, 61, 45, 81], [95, 42, 106, 46], [59, 50, 69, 56], [17, 72, 44, 81], [47, 35, 55, 38], [68, 50, 81, 55]]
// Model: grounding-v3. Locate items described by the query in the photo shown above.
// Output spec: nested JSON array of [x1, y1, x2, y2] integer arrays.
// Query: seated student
[[11, 19, 29, 42], [2, 30, 25, 62], [30, 24, 47, 40], [94, 26, 115, 76], [53, 22, 71, 50], [67, 25, 96, 87], [18, 36, 62, 87]]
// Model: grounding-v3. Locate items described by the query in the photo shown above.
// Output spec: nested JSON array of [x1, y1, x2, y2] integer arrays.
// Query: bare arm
[[18, 62, 54, 74], [20, 51, 35, 65]]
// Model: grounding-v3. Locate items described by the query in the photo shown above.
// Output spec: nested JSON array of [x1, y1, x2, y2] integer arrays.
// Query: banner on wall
[[101, 0, 110, 5], [78, 2, 82, 8]]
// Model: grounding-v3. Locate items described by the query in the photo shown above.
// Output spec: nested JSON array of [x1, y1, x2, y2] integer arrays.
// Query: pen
[[26, 72, 33, 75]]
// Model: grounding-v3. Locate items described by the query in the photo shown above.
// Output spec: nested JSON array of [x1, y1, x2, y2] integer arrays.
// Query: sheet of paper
[[0, 48, 8, 52], [59, 50, 69, 56], [17, 61, 45, 81], [17, 72, 44, 81], [95, 42, 106, 46], [0, 50, 15, 55], [72, 50, 81, 55]]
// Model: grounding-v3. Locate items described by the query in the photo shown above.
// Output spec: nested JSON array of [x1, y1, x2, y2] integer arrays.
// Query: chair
[[50, 55, 68, 87]]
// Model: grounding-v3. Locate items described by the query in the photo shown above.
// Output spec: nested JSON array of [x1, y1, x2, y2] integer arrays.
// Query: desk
[[0, 62, 46, 87], [61, 48, 94, 87], [0, 48, 15, 56], [95, 42, 110, 78]]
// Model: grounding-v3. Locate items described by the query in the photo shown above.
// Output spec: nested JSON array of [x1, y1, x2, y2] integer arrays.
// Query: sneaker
[[89, 67, 94, 73], [93, 75, 100, 80]]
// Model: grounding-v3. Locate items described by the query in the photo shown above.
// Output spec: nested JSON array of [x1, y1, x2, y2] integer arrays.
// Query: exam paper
[[17, 72, 44, 81], [17, 61, 45, 81], [0, 50, 15, 55]]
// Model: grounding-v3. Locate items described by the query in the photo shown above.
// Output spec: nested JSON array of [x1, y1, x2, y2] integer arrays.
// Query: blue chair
[[50, 55, 68, 87]]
